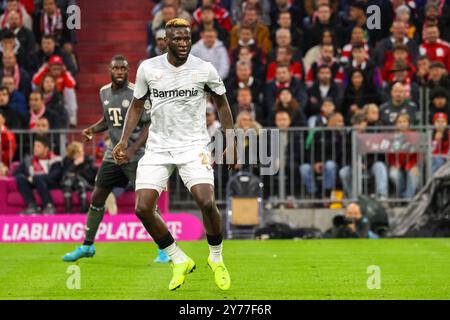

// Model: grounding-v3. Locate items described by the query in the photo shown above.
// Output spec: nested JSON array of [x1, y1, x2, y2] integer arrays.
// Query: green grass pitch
[[0, 239, 449, 300]]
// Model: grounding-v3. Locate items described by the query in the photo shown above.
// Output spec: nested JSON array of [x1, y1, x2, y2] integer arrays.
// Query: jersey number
[[108, 108, 123, 127]]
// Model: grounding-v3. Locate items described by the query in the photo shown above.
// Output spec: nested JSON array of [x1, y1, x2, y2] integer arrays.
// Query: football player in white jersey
[[113, 18, 237, 291]]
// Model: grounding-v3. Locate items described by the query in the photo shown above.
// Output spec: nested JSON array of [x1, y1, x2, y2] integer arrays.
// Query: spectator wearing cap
[[2, 74, 27, 118], [206, 103, 221, 138], [0, 85, 24, 129], [191, 28, 230, 80], [33, 0, 64, 45], [431, 112, 450, 173], [305, 43, 344, 87], [428, 87, 450, 124], [383, 60, 420, 105], [0, 49, 31, 98], [29, 34, 77, 75], [32, 55, 77, 126], [0, 0, 33, 30], [229, 6, 272, 55], [149, 29, 168, 58], [381, 44, 417, 84], [374, 20, 419, 68], [379, 82, 418, 126], [0, 29, 27, 68], [427, 60, 450, 91], [419, 23, 450, 72], [0, 111, 16, 168], [232, 86, 263, 124], [5, 9, 36, 54]]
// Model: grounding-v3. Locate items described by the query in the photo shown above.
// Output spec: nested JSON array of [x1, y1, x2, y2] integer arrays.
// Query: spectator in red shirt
[[191, 5, 229, 46], [419, 23, 450, 72], [32, 55, 78, 126], [192, 0, 232, 32], [382, 44, 416, 84], [431, 112, 450, 173], [266, 46, 303, 82], [388, 113, 420, 199], [0, 111, 16, 167]]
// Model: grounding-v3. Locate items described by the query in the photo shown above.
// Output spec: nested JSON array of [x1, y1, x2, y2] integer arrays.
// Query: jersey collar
[[164, 53, 191, 71]]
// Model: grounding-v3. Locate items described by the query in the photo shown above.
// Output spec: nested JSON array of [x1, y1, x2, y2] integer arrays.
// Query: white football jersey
[[134, 53, 226, 152]]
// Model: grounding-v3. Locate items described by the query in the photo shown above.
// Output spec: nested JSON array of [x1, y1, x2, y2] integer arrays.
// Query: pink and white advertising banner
[[0, 214, 204, 243]]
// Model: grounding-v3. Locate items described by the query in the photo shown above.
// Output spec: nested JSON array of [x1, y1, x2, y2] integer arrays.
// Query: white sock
[[208, 243, 223, 263], [163, 243, 188, 264]]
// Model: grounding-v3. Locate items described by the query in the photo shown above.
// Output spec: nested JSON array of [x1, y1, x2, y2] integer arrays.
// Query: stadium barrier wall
[[0, 213, 204, 243]]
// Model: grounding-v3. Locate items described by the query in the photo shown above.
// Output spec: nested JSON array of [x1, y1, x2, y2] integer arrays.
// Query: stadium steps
[[75, 0, 152, 127]]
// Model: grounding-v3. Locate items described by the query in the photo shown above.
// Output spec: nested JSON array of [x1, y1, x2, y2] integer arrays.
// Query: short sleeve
[[205, 63, 226, 95], [140, 100, 152, 124], [133, 63, 150, 100]]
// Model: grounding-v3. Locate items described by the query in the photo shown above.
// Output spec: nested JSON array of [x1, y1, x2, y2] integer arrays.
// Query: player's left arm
[[210, 92, 233, 131], [209, 92, 238, 169]]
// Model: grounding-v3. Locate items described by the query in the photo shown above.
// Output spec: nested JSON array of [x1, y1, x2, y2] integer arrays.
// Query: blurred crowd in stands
[[0, 0, 81, 213], [147, 0, 450, 203]]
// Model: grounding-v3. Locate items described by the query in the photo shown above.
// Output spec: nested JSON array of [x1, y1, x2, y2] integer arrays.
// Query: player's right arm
[[113, 98, 145, 163], [82, 117, 108, 141], [113, 62, 148, 163]]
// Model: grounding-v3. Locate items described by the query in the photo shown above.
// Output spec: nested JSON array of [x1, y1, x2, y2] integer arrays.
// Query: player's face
[[110, 60, 129, 86], [167, 27, 192, 62]]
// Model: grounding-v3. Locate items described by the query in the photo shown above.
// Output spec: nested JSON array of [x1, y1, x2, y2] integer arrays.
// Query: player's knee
[[135, 202, 155, 219], [198, 197, 215, 215]]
